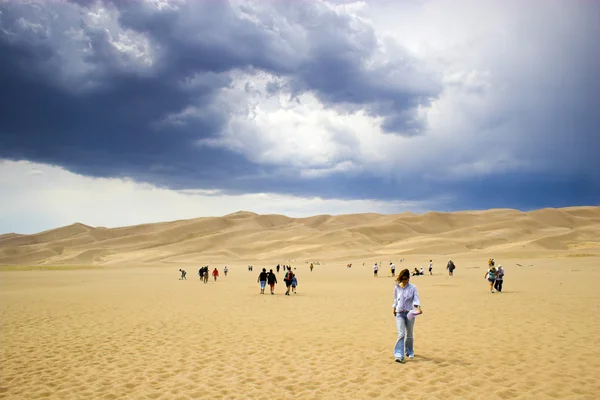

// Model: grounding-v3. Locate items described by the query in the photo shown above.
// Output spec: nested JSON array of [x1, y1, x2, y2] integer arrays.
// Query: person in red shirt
[[212, 268, 219, 282]]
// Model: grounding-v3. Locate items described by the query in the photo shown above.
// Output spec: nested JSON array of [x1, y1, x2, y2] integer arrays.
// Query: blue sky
[[0, 0, 598, 234]]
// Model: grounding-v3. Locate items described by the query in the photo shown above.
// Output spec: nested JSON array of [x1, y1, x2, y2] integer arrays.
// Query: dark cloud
[[0, 0, 439, 191], [0, 0, 597, 212]]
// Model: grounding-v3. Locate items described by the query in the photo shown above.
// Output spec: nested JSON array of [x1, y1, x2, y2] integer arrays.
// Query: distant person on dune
[[390, 262, 396, 277], [223, 266, 228, 276], [393, 268, 422, 364], [276, 264, 280, 274], [447, 260, 456, 276], [198, 268, 203, 280], [310, 263, 314, 272], [429, 260, 433, 275], [494, 265, 504, 293], [203, 266, 209, 283], [373, 263, 379, 277], [212, 268, 219, 281], [258, 268, 268, 294], [179, 269, 187, 280], [412, 268, 420, 276], [267, 269, 277, 295]]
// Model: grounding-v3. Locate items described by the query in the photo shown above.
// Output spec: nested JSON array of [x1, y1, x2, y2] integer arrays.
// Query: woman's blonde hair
[[395, 268, 410, 283]]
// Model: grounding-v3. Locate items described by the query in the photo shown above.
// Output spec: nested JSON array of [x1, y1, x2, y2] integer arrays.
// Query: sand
[[2, 207, 600, 398], [2, 255, 600, 399]]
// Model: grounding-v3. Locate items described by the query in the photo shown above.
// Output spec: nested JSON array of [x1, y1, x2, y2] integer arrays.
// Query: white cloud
[[185, 0, 598, 184], [0, 160, 439, 234]]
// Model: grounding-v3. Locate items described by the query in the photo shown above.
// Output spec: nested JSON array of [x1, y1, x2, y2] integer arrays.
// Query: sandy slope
[[1, 207, 599, 267], [1, 256, 599, 399]]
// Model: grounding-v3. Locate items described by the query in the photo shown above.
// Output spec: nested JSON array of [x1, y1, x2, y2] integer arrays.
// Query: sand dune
[[1, 207, 599, 266]]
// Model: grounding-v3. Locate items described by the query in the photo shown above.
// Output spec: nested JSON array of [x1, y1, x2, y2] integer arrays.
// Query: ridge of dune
[[1, 207, 598, 266], [0, 233, 23, 241]]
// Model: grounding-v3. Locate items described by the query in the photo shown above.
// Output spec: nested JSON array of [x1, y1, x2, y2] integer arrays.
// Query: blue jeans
[[394, 313, 415, 359]]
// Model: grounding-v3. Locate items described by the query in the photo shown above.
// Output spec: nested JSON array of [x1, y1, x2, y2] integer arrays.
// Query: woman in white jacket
[[392, 269, 423, 363]]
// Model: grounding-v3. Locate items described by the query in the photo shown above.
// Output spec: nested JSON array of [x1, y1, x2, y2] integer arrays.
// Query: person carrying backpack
[[284, 267, 294, 296], [447, 260, 456, 276]]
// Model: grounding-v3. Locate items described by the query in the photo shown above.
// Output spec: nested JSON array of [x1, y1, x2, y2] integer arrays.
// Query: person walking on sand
[[203, 266, 209, 283], [428, 260, 433, 275], [223, 266, 228, 277], [267, 269, 277, 295], [212, 268, 219, 282], [447, 260, 455, 276], [284, 267, 294, 296], [310, 263, 314, 272], [390, 262, 396, 277], [393, 269, 422, 363], [494, 265, 504, 293], [291, 274, 298, 294], [485, 266, 497, 293], [179, 269, 187, 280], [258, 268, 268, 294], [198, 267, 203, 281], [373, 263, 379, 277], [276, 264, 280, 274]]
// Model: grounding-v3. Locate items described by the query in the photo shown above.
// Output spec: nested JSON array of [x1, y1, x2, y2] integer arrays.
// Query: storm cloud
[[0, 0, 598, 214]]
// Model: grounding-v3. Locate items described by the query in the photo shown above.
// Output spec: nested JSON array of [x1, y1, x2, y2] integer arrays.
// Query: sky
[[0, 0, 598, 234]]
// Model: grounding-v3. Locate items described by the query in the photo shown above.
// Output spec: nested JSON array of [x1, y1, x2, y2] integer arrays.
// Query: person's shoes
[[395, 358, 405, 364], [408, 354, 414, 359]]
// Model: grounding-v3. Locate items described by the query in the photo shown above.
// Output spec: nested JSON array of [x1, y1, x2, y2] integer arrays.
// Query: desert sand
[[1, 207, 600, 399]]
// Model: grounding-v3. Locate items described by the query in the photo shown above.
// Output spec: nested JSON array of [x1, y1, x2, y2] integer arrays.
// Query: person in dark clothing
[[283, 267, 294, 296], [267, 269, 278, 295], [179, 269, 186, 280], [258, 268, 268, 294], [447, 260, 456, 277]]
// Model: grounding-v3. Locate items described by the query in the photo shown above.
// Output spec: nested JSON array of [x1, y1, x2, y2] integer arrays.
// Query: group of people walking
[[198, 266, 221, 282], [258, 266, 297, 295], [484, 259, 504, 293], [178, 266, 225, 282]]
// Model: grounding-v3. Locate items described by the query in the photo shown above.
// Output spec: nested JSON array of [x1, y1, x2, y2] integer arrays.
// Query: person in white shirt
[[390, 262, 396, 277], [494, 265, 504, 292], [428, 260, 433, 275], [373, 263, 379, 277], [419, 267, 424, 275], [392, 269, 422, 363]]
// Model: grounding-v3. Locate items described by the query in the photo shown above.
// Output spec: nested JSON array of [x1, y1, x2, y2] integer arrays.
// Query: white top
[[373, 265, 379, 271], [392, 283, 421, 313], [429, 262, 433, 269], [420, 267, 424, 274], [496, 267, 504, 280], [390, 263, 395, 269]]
